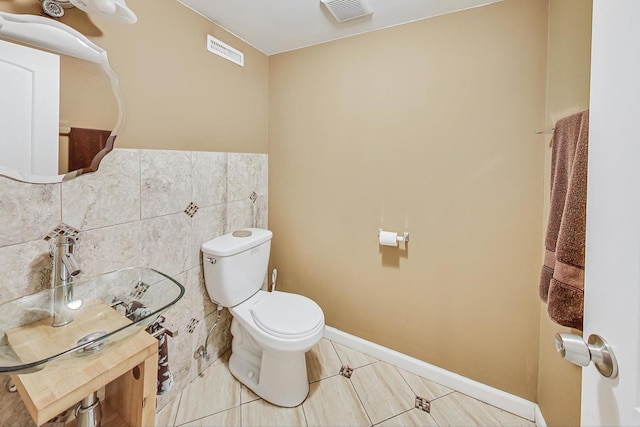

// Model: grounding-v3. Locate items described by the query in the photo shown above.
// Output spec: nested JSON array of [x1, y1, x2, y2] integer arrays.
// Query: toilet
[[201, 228, 325, 407]]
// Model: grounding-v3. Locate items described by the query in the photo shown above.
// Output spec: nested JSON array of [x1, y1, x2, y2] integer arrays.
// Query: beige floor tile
[[306, 338, 343, 382], [178, 407, 241, 427], [174, 362, 241, 425], [332, 342, 378, 369], [396, 368, 453, 401], [241, 384, 261, 404], [350, 362, 415, 425], [303, 375, 371, 426], [242, 399, 307, 427], [429, 392, 501, 427], [376, 409, 439, 427], [483, 403, 536, 427], [156, 394, 181, 427]]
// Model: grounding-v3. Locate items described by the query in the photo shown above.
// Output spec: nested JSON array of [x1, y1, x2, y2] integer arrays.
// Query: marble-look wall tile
[[192, 152, 227, 207], [225, 196, 268, 233], [156, 270, 192, 410], [191, 308, 232, 382], [254, 195, 269, 230], [0, 240, 51, 304], [61, 149, 141, 230], [0, 149, 267, 424], [226, 200, 256, 233], [76, 221, 143, 277], [191, 205, 226, 269], [141, 213, 192, 277], [0, 179, 60, 247], [227, 153, 268, 202], [159, 321, 194, 409], [163, 271, 194, 336], [141, 150, 192, 219]]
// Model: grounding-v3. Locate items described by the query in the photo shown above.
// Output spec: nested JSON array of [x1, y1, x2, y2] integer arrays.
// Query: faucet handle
[[65, 235, 79, 245]]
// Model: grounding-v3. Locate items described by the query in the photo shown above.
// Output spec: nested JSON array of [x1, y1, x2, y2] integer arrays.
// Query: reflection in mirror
[[59, 55, 119, 174], [0, 12, 124, 183]]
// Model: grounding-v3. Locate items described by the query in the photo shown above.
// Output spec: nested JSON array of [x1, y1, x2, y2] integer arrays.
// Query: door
[[582, 1, 640, 425], [0, 39, 59, 177]]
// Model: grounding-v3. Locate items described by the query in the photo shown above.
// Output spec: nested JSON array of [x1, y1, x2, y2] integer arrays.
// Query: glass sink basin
[[0, 267, 184, 374]]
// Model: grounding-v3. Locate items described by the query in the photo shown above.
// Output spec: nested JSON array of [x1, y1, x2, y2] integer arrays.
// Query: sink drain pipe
[[75, 391, 102, 427]]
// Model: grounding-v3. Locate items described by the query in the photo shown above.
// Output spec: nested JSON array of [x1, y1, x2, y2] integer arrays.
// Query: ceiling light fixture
[[39, 0, 137, 24]]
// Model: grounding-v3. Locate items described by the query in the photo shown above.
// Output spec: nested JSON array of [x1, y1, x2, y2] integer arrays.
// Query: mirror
[[0, 12, 124, 183]]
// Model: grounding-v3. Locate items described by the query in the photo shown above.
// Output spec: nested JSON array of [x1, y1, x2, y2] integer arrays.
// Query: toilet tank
[[201, 228, 272, 307]]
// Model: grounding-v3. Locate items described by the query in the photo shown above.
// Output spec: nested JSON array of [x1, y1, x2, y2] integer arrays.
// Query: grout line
[[393, 364, 421, 398], [309, 372, 340, 384], [328, 338, 345, 366], [392, 363, 455, 404], [165, 391, 182, 426], [169, 395, 178, 427], [172, 390, 184, 427], [58, 181, 63, 225], [138, 149, 142, 221], [428, 389, 456, 402], [300, 399, 310, 427], [346, 373, 374, 426], [239, 382, 243, 427], [372, 407, 414, 426]]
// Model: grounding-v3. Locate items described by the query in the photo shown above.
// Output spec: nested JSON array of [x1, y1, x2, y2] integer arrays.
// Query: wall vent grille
[[207, 35, 244, 67], [321, 0, 372, 23]]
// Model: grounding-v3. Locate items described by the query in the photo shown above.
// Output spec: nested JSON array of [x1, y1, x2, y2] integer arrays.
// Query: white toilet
[[201, 228, 325, 407]]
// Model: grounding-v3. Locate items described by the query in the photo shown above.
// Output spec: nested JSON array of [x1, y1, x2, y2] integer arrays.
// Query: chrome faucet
[[51, 235, 81, 327]]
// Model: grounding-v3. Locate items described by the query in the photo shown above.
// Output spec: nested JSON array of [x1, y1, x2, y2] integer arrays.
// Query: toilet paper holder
[[378, 229, 410, 243]]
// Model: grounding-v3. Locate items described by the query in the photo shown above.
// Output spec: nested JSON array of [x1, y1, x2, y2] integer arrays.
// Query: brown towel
[[67, 127, 112, 171], [126, 302, 174, 395], [539, 110, 589, 330], [146, 315, 174, 395]]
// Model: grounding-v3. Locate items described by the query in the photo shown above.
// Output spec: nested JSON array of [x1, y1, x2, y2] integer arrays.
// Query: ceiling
[[178, 0, 502, 56]]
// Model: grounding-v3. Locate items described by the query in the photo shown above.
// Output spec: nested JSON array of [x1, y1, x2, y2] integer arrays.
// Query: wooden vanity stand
[[7, 305, 158, 427]]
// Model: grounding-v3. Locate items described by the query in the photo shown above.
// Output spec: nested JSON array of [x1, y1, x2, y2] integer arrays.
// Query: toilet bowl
[[228, 290, 324, 406], [201, 228, 325, 407]]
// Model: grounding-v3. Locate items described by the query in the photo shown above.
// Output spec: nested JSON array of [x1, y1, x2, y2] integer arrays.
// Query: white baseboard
[[534, 404, 547, 427], [324, 326, 538, 422]]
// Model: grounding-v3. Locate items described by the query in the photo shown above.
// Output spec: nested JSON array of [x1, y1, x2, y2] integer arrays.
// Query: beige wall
[[537, 1, 592, 425], [269, 0, 547, 400], [1, 0, 269, 154], [1, 0, 593, 416]]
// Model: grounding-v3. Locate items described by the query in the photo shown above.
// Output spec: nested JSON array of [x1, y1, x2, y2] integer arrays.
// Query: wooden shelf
[[8, 304, 158, 426]]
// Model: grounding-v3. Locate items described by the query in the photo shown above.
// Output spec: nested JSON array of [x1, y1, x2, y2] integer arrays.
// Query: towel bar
[[535, 127, 555, 135]]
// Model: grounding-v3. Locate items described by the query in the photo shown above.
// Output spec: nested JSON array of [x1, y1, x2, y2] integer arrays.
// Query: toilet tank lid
[[201, 228, 273, 257]]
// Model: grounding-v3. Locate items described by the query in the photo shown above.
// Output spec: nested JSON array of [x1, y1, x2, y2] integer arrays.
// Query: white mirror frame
[[0, 12, 125, 183]]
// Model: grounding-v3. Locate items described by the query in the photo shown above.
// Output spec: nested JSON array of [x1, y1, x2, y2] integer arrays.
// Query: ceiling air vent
[[207, 35, 244, 67], [320, 0, 373, 23]]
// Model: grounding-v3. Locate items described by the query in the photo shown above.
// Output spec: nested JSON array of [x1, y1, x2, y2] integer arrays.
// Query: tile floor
[[155, 338, 536, 427]]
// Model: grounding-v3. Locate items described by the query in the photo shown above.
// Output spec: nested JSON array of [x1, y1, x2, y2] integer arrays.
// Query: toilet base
[[228, 319, 311, 407]]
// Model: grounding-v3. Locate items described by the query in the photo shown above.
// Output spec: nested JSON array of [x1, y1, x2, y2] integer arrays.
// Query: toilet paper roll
[[379, 231, 399, 247]]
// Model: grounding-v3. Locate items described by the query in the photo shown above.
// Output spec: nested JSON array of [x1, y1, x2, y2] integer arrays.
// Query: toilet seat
[[250, 292, 324, 339]]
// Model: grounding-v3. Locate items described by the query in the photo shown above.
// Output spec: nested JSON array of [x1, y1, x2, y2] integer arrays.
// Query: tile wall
[[0, 149, 268, 426]]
